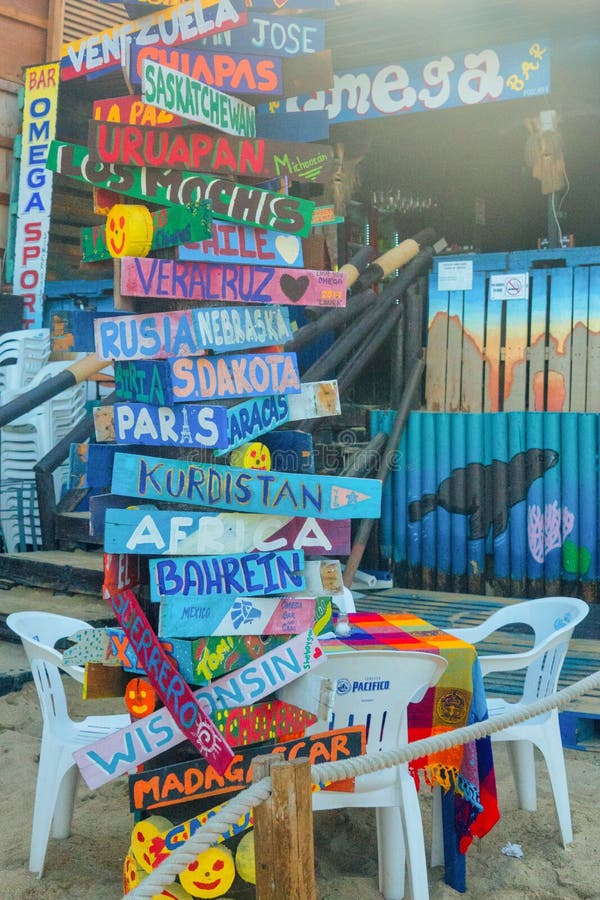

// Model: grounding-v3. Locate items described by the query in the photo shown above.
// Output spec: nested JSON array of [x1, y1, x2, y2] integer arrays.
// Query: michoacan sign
[[80, 201, 212, 263], [120, 256, 347, 307], [112, 353, 302, 403], [102, 507, 351, 557], [93, 305, 293, 361], [61, 0, 246, 81], [128, 725, 365, 811], [110, 452, 383, 519], [94, 401, 229, 449], [88, 119, 336, 184], [46, 140, 315, 236], [142, 59, 256, 137], [178, 222, 304, 267], [106, 589, 235, 773], [147, 549, 305, 600], [73, 630, 324, 788]]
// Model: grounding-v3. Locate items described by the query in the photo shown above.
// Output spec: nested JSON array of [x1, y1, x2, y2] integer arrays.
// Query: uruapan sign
[[80, 202, 211, 262], [216, 381, 340, 455], [178, 222, 304, 267], [73, 629, 324, 789], [113, 352, 301, 403], [94, 401, 229, 449], [106, 589, 234, 772], [261, 39, 551, 124], [103, 507, 351, 557], [61, 0, 246, 80], [89, 120, 335, 184], [121, 256, 347, 307], [128, 725, 364, 811], [158, 594, 320, 638], [94, 305, 293, 361], [142, 59, 256, 137], [46, 141, 315, 236], [110, 452, 383, 519], [148, 549, 305, 600]]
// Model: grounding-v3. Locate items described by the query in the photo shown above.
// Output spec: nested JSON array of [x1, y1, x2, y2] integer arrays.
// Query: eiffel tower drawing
[[180, 406, 193, 444]]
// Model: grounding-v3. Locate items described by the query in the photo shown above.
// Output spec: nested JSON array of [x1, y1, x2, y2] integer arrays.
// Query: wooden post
[[253, 754, 317, 900]]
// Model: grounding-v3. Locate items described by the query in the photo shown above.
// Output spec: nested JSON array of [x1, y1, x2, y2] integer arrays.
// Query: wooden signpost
[[172, 632, 292, 684], [106, 589, 235, 773], [46, 141, 316, 236], [113, 352, 301, 403], [148, 549, 305, 600], [256, 108, 329, 142], [103, 507, 351, 557], [73, 629, 324, 788], [142, 59, 256, 137], [200, 13, 326, 58], [61, 0, 247, 81], [80, 202, 212, 263], [128, 725, 365, 811], [216, 380, 340, 455], [158, 594, 320, 639], [93, 305, 293, 361], [102, 552, 140, 599], [94, 401, 230, 449], [120, 256, 347, 307], [178, 222, 304, 267], [93, 94, 185, 128], [110, 452, 382, 519], [63, 627, 114, 666], [88, 120, 336, 184]]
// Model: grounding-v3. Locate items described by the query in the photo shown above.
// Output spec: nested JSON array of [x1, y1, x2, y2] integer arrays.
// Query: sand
[[1, 675, 600, 900]]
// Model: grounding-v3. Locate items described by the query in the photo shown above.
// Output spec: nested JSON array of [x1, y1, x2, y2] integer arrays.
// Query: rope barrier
[[123, 668, 600, 900]]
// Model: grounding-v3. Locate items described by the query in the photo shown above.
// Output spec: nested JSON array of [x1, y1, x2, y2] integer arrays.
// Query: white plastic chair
[[303, 650, 447, 900], [445, 596, 589, 847], [6, 611, 131, 876]]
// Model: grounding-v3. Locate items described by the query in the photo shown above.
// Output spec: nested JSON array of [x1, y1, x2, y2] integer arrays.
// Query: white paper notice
[[489, 273, 530, 301], [437, 260, 473, 291]]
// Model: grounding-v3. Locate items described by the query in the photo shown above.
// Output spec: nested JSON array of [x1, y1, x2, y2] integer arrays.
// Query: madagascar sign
[[178, 222, 304, 267], [73, 631, 324, 788], [103, 507, 351, 556], [81, 202, 212, 262], [94, 401, 229, 449], [89, 120, 335, 184], [61, 0, 246, 80], [93, 305, 293, 361], [110, 452, 382, 519], [106, 589, 234, 772], [129, 726, 365, 811], [158, 594, 320, 638], [121, 256, 347, 307], [113, 353, 301, 403], [148, 549, 305, 600], [142, 59, 256, 137], [46, 140, 315, 236]]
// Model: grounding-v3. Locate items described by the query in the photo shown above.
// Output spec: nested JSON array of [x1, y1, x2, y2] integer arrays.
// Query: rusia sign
[[94, 401, 229, 449], [110, 452, 382, 519], [89, 120, 335, 184], [106, 589, 234, 773], [103, 507, 351, 556], [142, 59, 256, 137], [73, 630, 324, 788], [158, 594, 320, 638], [120, 257, 347, 307], [46, 141, 315, 236], [113, 353, 301, 403], [94, 305, 293, 360]]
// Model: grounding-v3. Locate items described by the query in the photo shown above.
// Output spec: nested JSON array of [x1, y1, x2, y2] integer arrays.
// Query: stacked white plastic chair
[[0, 331, 87, 551]]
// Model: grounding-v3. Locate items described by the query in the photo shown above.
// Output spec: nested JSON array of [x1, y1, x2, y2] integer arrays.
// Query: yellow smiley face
[[130, 815, 173, 873], [178, 846, 235, 898], [106, 203, 153, 258], [123, 849, 144, 894]]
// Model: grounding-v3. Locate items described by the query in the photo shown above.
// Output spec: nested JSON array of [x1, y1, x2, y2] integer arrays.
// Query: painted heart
[[275, 234, 301, 265], [313, 646, 323, 659], [280, 274, 310, 303], [274, 0, 289, 7]]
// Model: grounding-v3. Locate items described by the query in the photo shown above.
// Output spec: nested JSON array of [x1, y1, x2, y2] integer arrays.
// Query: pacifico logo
[[336, 676, 390, 695]]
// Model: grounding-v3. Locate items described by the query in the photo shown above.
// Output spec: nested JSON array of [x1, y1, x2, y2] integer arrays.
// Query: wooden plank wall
[[426, 246, 600, 414]]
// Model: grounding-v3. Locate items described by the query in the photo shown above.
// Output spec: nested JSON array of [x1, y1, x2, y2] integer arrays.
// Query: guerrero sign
[[46, 140, 315, 236], [261, 40, 550, 123], [88, 120, 335, 184]]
